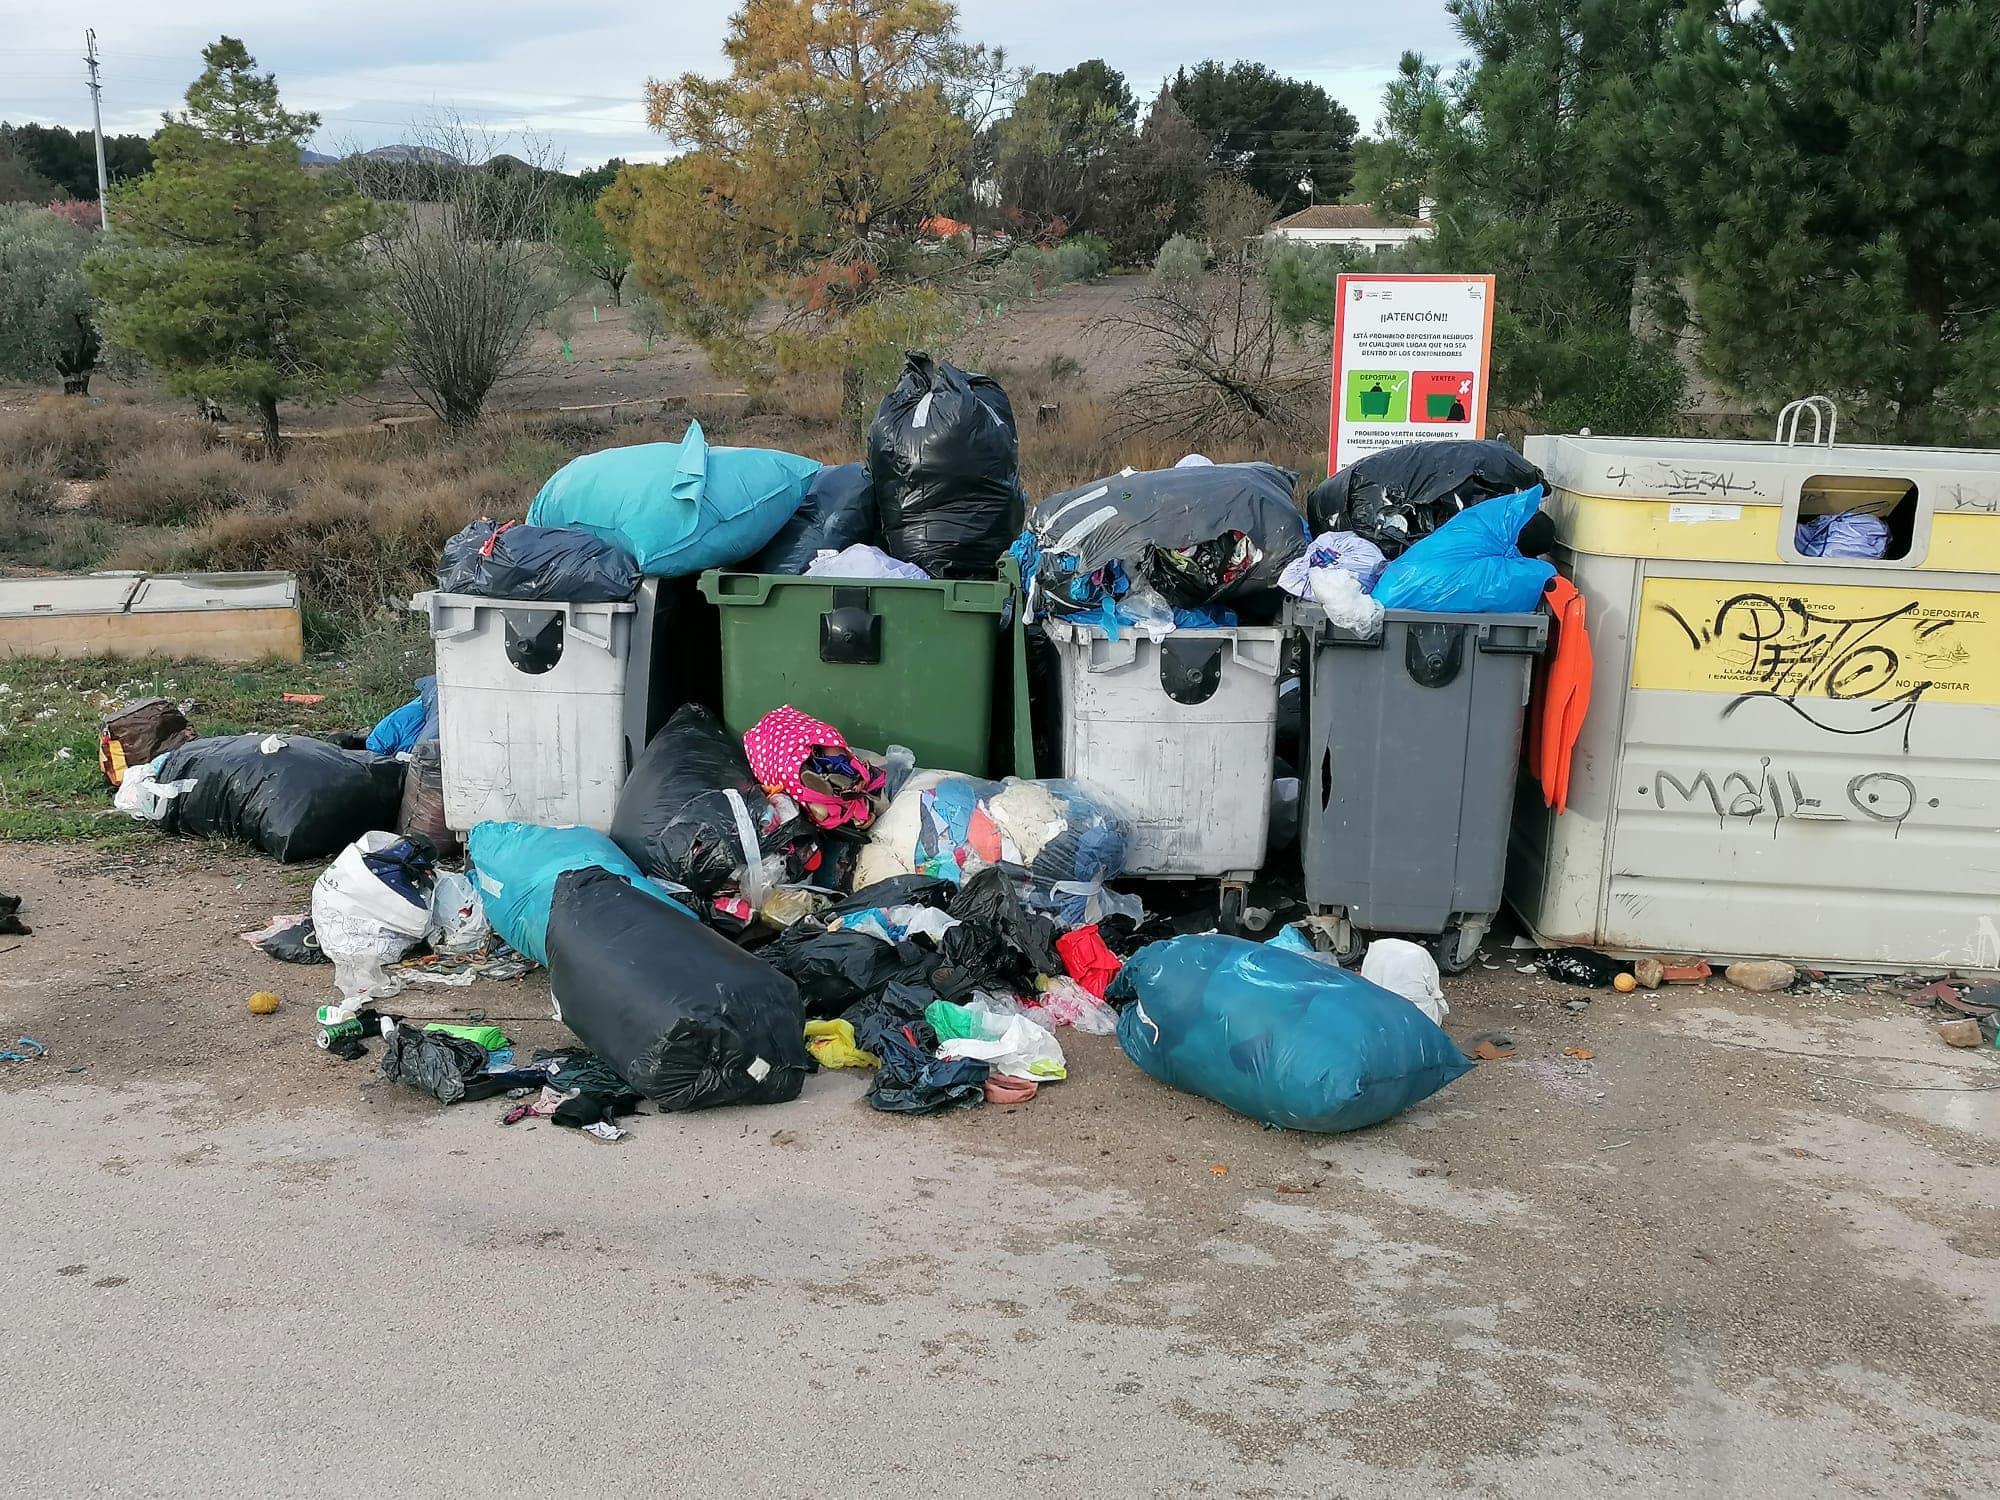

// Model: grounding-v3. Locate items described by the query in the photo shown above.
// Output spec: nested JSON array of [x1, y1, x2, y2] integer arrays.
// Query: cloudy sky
[[6, 3, 1461, 168]]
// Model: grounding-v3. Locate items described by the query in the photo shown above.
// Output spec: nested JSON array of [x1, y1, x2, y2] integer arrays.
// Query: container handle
[[1476, 620, 1547, 656], [564, 604, 615, 652], [1229, 632, 1282, 677], [1084, 636, 1139, 673], [427, 594, 482, 642], [702, 571, 775, 607]]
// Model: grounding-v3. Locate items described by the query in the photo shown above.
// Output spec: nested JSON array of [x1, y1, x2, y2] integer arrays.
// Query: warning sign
[[1328, 274, 1494, 472]]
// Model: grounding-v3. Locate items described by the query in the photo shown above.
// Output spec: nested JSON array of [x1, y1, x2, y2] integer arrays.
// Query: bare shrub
[[95, 445, 293, 525], [0, 398, 182, 480]]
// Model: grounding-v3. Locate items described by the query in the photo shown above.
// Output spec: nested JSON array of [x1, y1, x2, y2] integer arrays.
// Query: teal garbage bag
[[1111, 936, 1471, 1132], [467, 821, 695, 966], [527, 420, 822, 577], [1369, 485, 1555, 614]]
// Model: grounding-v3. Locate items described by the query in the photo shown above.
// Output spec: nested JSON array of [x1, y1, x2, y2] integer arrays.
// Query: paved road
[[2, 844, 1997, 1496]]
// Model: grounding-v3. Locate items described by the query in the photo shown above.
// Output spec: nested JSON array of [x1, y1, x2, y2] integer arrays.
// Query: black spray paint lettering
[[1654, 591, 1944, 750], [1646, 759, 1933, 836], [1606, 464, 1762, 498]]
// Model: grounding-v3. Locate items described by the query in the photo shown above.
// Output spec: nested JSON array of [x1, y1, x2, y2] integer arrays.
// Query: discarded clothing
[[841, 980, 938, 1060], [867, 1032, 989, 1114], [365, 690, 431, 757], [763, 927, 940, 1018], [804, 1019, 879, 1070], [1055, 926, 1121, 999], [983, 1074, 1039, 1104], [743, 705, 884, 831], [1528, 575, 1592, 814], [1111, 936, 1472, 1133], [1796, 511, 1890, 560]]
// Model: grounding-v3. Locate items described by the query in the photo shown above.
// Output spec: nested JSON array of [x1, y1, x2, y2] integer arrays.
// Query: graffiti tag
[[1644, 758, 1934, 837], [1606, 464, 1765, 499]]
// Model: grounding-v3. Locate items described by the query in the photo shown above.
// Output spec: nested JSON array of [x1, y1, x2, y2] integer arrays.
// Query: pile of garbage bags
[[1308, 438, 1542, 558], [467, 821, 693, 966]]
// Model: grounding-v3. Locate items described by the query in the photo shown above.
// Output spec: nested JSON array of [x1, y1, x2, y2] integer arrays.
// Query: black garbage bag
[[763, 929, 941, 1019], [379, 1028, 541, 1106], [932, 866, 1064, 1001], [438, 519, 641, 603], [1306, 440, 1542, 559], [868, 351, 1023, 578], [546, 867, 811, 1110], [825, 875, 958, 918], [744, 463, 879, 574], [1029, 462, 1306, 616], [155, 734, 406, 864], [842, 979, 938, 1058], [610, 704, 805, 902]]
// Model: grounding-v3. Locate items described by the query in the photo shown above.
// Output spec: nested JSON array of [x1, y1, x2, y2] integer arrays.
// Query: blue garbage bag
[[1111, 936, 1472, 1133], [1796, 511, 1890, 560], [1370, 486, 1555, 614], [467, 821, 695, 966], [527, 420, 822, 577], [366, 695, 426, 756], [365, 677, 441, 755]]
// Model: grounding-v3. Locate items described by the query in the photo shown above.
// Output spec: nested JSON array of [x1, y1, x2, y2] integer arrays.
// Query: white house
[[1265, 203, 1434, 252]]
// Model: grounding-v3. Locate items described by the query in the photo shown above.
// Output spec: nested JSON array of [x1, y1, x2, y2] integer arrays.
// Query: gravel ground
[[1, 839, 1996, 1497]]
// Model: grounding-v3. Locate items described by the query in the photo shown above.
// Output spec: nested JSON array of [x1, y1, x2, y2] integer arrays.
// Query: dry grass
[[0, 359, 1319, 639]]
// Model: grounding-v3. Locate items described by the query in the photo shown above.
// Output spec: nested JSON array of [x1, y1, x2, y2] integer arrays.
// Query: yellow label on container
[[1632, 577, 2000, 706]]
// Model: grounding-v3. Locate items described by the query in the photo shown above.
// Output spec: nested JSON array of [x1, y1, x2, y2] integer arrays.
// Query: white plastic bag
[[312, 833, 434, 1004], [427, 870, 490, 955], [942, 1004, 1067, 1079], [1360, 938, 1448, 1025], [114, 759, 193, 822], [806, 544, 930, 581], [1309, 567, 1385, 639]]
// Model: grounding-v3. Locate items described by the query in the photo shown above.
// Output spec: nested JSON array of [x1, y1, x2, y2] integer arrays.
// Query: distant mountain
[[301, 148, 338, 165], [360, 145, 461, 166]]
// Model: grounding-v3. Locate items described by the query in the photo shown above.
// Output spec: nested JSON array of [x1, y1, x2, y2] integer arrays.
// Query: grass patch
[[0, 621, 427, 843]]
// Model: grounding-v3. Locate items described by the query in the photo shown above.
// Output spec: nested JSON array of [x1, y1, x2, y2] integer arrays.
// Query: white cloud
[[7, 2, 1461, 167]]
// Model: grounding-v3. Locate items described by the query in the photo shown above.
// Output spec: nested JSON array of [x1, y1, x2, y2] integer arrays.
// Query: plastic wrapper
[[745, 462, 878, 574], [1307, 439, 1543, 558], [312, 833, 436, 1004], [868, 352, 1023, 578], [1025, 462, 1306, 621], [396, 741, 455, 855], [1370, 487, 1556, 615], [1111, 936, 1472, 1133], [153, 734, 406, 864], [467, 821, 695, 967], [546, 866, 811, 1110]]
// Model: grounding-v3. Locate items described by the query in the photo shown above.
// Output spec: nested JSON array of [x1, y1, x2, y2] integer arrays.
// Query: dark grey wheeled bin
[[1298, 605, 1547, 972]]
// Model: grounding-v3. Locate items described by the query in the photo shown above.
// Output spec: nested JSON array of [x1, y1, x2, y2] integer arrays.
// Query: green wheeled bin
[[697, 564, 1033, 776]]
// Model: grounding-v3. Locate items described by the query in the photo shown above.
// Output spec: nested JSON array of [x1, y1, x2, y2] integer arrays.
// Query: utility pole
[[85, 29, 109, 229]]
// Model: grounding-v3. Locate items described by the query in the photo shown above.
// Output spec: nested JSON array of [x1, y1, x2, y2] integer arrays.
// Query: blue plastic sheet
[[364, 676, 440, 756], [1111, 936, 1471, 1133], [467, 821, 695, 967], [1370, 486, 1555, 615], [527, 420, 822, 577]]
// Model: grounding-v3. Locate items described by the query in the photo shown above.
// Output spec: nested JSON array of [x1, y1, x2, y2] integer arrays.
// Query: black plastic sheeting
[[744, 462, 879, 575], [155, 735, 406, 864], [546, 866, 811, 1110], [1029, 462, 1306, 614], [437, 519, 641, 602], [1306, 440, 1542, 559], [610, 704, 804, 903], [868, 352, 1023, 578], [933, 866, 1064, 1002]]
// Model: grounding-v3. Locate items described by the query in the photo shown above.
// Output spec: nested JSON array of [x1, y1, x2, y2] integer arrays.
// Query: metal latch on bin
[[1160, 639, 1224, 705], [1405, 623, 1466, 688], [819, 588, 882, 665]]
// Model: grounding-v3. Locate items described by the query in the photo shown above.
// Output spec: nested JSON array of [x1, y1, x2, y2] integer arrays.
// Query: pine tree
[[85, 38, 394, 459], [1629, 0, 2000, 441]]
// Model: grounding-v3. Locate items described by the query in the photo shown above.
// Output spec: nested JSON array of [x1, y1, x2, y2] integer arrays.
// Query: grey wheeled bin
[[1298, 604, 1547, 972]]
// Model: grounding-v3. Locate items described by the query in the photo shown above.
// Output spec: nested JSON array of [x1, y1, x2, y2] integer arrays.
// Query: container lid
[[130, 572, 298, 613], [0, 572, 145, 619], [1533, 433, 2000, 509]]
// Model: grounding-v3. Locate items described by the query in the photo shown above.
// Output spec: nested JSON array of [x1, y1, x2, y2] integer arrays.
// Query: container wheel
[[1329, 923, 1368, 967], [1217, 882, 1246, 935], [1432, 922, 1484, 976]]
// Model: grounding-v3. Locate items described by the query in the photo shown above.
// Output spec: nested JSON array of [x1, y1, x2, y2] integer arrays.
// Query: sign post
[[1328, 273, 1495, 475]]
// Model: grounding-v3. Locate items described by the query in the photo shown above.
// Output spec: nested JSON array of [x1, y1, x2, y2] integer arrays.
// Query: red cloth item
[[983, 1075, 1039, 1104], [1528, 576, 1592, 815], [1055, 926, 1122, 999]]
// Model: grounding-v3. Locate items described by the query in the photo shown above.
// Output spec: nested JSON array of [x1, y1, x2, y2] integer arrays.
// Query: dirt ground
[[2, 837, 1996, 1496]]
